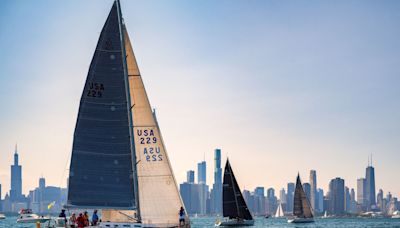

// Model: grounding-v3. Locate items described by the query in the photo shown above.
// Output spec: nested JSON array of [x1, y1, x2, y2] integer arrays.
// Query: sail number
[[87, 82, 104, 98], [137, 129, 163, 162]]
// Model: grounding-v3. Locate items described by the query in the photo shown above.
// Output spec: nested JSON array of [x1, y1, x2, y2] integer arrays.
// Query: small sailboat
[[215, 159, 254, 226], [66, 1, 189, 227], [274, 203, 284, 218], [287, 174, 314, 223]]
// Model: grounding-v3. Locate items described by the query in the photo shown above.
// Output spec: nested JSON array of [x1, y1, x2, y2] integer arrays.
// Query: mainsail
[[293, 175, 313, 218], [67, 1, 135, 209], [222, 159, 253, 220]]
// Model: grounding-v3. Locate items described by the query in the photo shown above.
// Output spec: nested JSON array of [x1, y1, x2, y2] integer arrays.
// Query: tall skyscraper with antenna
[[365, 154, 376, 210], [10, 144, 22, 202]]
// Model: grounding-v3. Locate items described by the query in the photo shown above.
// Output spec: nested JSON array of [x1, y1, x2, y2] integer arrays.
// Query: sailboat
[[274, 203, 284, 218], [215, 159, 254, 226], [287, 174, 314, 223], [66, 1, 189, 227]]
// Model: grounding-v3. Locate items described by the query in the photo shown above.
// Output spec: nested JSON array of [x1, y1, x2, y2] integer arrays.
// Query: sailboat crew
[[179, 207, 186, 226]]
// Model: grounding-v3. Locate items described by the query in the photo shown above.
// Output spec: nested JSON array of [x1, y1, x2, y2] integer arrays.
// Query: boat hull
[[86, 222, 190, 228], [215, 219, 254, 226], [17, 217, 51, 223], [287, 217, 314, 223]]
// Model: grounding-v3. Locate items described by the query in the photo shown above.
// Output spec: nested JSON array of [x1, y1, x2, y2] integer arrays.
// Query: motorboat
[[16, 209, 50, 223], [0, 214, 5, 219]]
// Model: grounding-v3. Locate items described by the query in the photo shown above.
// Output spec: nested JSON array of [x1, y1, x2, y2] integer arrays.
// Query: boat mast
[[116, 0, 141, 222]]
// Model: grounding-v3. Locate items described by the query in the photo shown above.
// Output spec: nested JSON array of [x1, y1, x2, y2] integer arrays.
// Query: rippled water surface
[[1, 216, 400, 227]]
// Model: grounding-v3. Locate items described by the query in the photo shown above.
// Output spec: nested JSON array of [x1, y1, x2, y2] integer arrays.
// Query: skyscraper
[[329, 177, 345, 215], [365, 164, 376, 210], [303, 183, 311, 202], [357, 178, 366, 209], [10, 145, 22, 202], [39, 177, 46, 190], [197, 161, 206, 184], [211, 149, 222, 214], [310, 170, 317, 213], [187, 170, 195, 184], [286, 182, 295, 212]]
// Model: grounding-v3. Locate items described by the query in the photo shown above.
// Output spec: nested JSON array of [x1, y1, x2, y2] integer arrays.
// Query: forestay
[[67, 2, 136, 209]]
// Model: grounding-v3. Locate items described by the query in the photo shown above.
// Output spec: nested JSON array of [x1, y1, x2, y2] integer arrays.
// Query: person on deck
[[69, 213, 77, 228], [76, 213, 85, 228], [84, 211, 90, 226], [179, 206, 186, 226], [58, 209, 67, 226], [91, 210, 99, 225]]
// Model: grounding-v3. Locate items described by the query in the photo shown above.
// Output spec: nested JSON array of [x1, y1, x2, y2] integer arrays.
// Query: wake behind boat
[[66, 0, 189, 227], [215, 159, 254, 227], [287, 174, 315, 224]]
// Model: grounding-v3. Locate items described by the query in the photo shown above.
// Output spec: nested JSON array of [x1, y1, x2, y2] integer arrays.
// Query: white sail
[[124, 26, 185, 226], [275, 203, 284, 218]]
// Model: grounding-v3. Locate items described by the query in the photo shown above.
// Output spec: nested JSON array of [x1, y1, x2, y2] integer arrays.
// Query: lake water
[[1, 216, 400, 227]]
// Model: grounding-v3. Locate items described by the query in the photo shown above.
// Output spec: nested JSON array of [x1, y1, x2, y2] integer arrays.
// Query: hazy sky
[[0, 0, 399, 198]]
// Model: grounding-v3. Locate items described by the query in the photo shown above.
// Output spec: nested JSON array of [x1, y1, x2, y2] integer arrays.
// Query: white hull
[[0, 214, 5, 220], [17, 217, 51, 223], [215, 219, 254, 226], [288, 217, 314, 223]]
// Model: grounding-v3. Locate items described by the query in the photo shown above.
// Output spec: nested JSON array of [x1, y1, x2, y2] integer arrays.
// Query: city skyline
[[1, 0, 400, 197]]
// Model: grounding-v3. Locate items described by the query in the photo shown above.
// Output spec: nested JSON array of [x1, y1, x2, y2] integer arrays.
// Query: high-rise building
[[253, 187, 265, 215], [266, 188, 277, 215], [279, 188, 286, 204], [309, 170, 317, 213], [365, 164, 376, 210], [329, 177, 345, 215], [197, 161, 206, 184], [286, 182, 295, 212], [187, 170, 195, 184], [345, 187, 351, 212], [10, 145, 22, 202], [303, 183, 311, 202], [0, 183, 2, 200], [317, 188, 324, 213], [211, 149, 222, 214], [357, 178, 366, 209], [39, 177, 46, 190]]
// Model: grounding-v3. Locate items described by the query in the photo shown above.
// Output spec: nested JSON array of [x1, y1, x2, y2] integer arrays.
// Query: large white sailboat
[[66, 1, 189, 227]]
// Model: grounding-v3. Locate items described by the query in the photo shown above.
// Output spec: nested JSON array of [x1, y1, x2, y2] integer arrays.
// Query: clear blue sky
[[0, 0, 399, 197]]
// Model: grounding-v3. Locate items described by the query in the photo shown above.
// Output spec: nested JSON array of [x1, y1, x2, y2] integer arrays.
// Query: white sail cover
[[123, 26, 185, 226]]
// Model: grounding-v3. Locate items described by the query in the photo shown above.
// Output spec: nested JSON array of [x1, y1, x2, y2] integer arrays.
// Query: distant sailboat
[[216, 159, 254, 226], [67, 1, 189, 227], [287, 174, 314, 223], [274, 203, 284, 218]]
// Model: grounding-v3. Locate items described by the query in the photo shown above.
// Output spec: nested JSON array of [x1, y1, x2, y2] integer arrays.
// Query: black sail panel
[[222, 160, 253, 220], [67, 2, 135, 209], [293, 175, 313, 218]]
